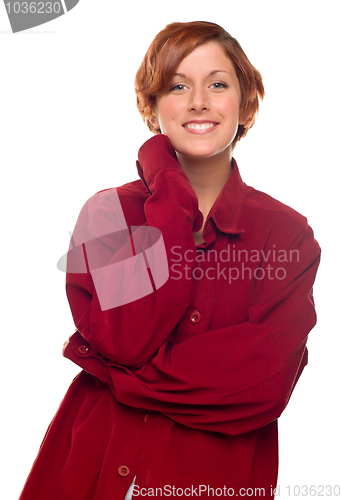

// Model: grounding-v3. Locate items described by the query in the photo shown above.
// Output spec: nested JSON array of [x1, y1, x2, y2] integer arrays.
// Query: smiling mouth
[[184, 122, 217, 130]]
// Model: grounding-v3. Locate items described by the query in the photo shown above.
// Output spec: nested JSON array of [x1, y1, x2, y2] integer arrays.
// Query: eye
[[170, 84, 188, 92], [210, 82, 228, 89]]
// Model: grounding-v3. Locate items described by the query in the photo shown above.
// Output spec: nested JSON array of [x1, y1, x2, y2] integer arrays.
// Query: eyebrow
[[174, 70, 231, 78]]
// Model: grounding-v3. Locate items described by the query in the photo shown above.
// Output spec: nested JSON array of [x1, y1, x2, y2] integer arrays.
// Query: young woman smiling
[[19, 21, 320, 500], [150, 41, 246, 245]]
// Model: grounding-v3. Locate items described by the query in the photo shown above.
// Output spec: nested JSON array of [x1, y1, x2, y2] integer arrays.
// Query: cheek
[[159, 118, 176, 135], [159, 113, 177, 134], [158, 98, 182, 125], [219, 95, 241, 118]]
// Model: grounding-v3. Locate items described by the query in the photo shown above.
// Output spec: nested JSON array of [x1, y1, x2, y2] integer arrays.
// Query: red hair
[[135, 21, 264, 148]]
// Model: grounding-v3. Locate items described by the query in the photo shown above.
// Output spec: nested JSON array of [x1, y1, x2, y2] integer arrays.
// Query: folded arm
[[65, 211, 321, 434]]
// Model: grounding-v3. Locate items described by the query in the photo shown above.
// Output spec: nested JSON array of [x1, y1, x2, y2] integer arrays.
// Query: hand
[[137, 134, 181, 189]]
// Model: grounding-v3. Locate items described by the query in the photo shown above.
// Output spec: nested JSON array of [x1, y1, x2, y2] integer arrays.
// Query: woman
[[19, 21, 320, 500]]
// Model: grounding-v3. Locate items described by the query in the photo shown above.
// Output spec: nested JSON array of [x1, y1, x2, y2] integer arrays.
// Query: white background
[[1, 1, 341, 498]]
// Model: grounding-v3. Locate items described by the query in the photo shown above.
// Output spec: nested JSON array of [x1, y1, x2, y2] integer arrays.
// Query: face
[[151, 41, 245, 161]]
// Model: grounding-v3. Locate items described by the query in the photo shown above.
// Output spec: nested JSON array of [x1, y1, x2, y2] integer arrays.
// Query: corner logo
[[57, 189, 169, 311], [3, 0, 79, 33]]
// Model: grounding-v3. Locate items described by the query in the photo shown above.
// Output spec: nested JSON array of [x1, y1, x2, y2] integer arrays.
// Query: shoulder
[[100, 179, 148, 225], [243, 184, 308, 229], [96, 178, 148, 201], [241, 185, 320, 253], [73, 179, 148, 233], [86, 178, 148, 213]]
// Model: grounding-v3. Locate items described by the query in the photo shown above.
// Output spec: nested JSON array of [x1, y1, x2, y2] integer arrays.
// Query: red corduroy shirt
[[19, 136, 321, 500]]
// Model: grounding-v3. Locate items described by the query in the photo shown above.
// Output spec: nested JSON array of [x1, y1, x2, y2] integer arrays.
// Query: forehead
[[173, 41, 236, 77]]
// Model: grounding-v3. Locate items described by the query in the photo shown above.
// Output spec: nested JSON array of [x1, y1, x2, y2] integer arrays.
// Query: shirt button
[[144, 414, 149, 423], [118, 465, 130, 477], [78, 345, 90, 355], [189, 310, 201, 324]]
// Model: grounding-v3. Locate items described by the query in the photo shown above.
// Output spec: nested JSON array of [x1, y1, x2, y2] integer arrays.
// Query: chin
[[177, 144, 231, 160]]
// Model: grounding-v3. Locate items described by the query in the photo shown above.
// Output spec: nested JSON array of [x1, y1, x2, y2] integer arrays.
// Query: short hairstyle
[[135, 21, 265, 148]]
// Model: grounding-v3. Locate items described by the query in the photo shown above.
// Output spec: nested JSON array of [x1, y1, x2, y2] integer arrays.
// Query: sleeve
[[65, 214, 321, 436], [65, 135, 203, 369]]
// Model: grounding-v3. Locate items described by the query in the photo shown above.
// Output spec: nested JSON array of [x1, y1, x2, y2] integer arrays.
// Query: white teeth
[[185, 122, 215, 130]]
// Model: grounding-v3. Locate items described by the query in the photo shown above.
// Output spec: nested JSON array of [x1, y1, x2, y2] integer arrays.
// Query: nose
[[189, 87, 209, 112]]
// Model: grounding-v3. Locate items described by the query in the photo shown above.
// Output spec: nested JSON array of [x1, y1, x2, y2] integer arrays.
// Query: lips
[[183, 120, 219, 133]]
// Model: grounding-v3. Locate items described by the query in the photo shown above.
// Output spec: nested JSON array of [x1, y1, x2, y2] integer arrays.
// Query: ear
[[238, 106, 249, 126], [149, 115, 160, 130]]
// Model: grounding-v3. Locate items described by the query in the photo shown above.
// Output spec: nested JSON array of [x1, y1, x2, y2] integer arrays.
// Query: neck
[[176, 147, 233, 220]]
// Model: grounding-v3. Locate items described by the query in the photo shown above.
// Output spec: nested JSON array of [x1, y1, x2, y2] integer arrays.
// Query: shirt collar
[[208, 158, 245, 235]]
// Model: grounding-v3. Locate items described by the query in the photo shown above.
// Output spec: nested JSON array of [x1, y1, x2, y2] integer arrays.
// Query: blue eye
[[210, 82, 228, 89], [170, 84, 187, 91]]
